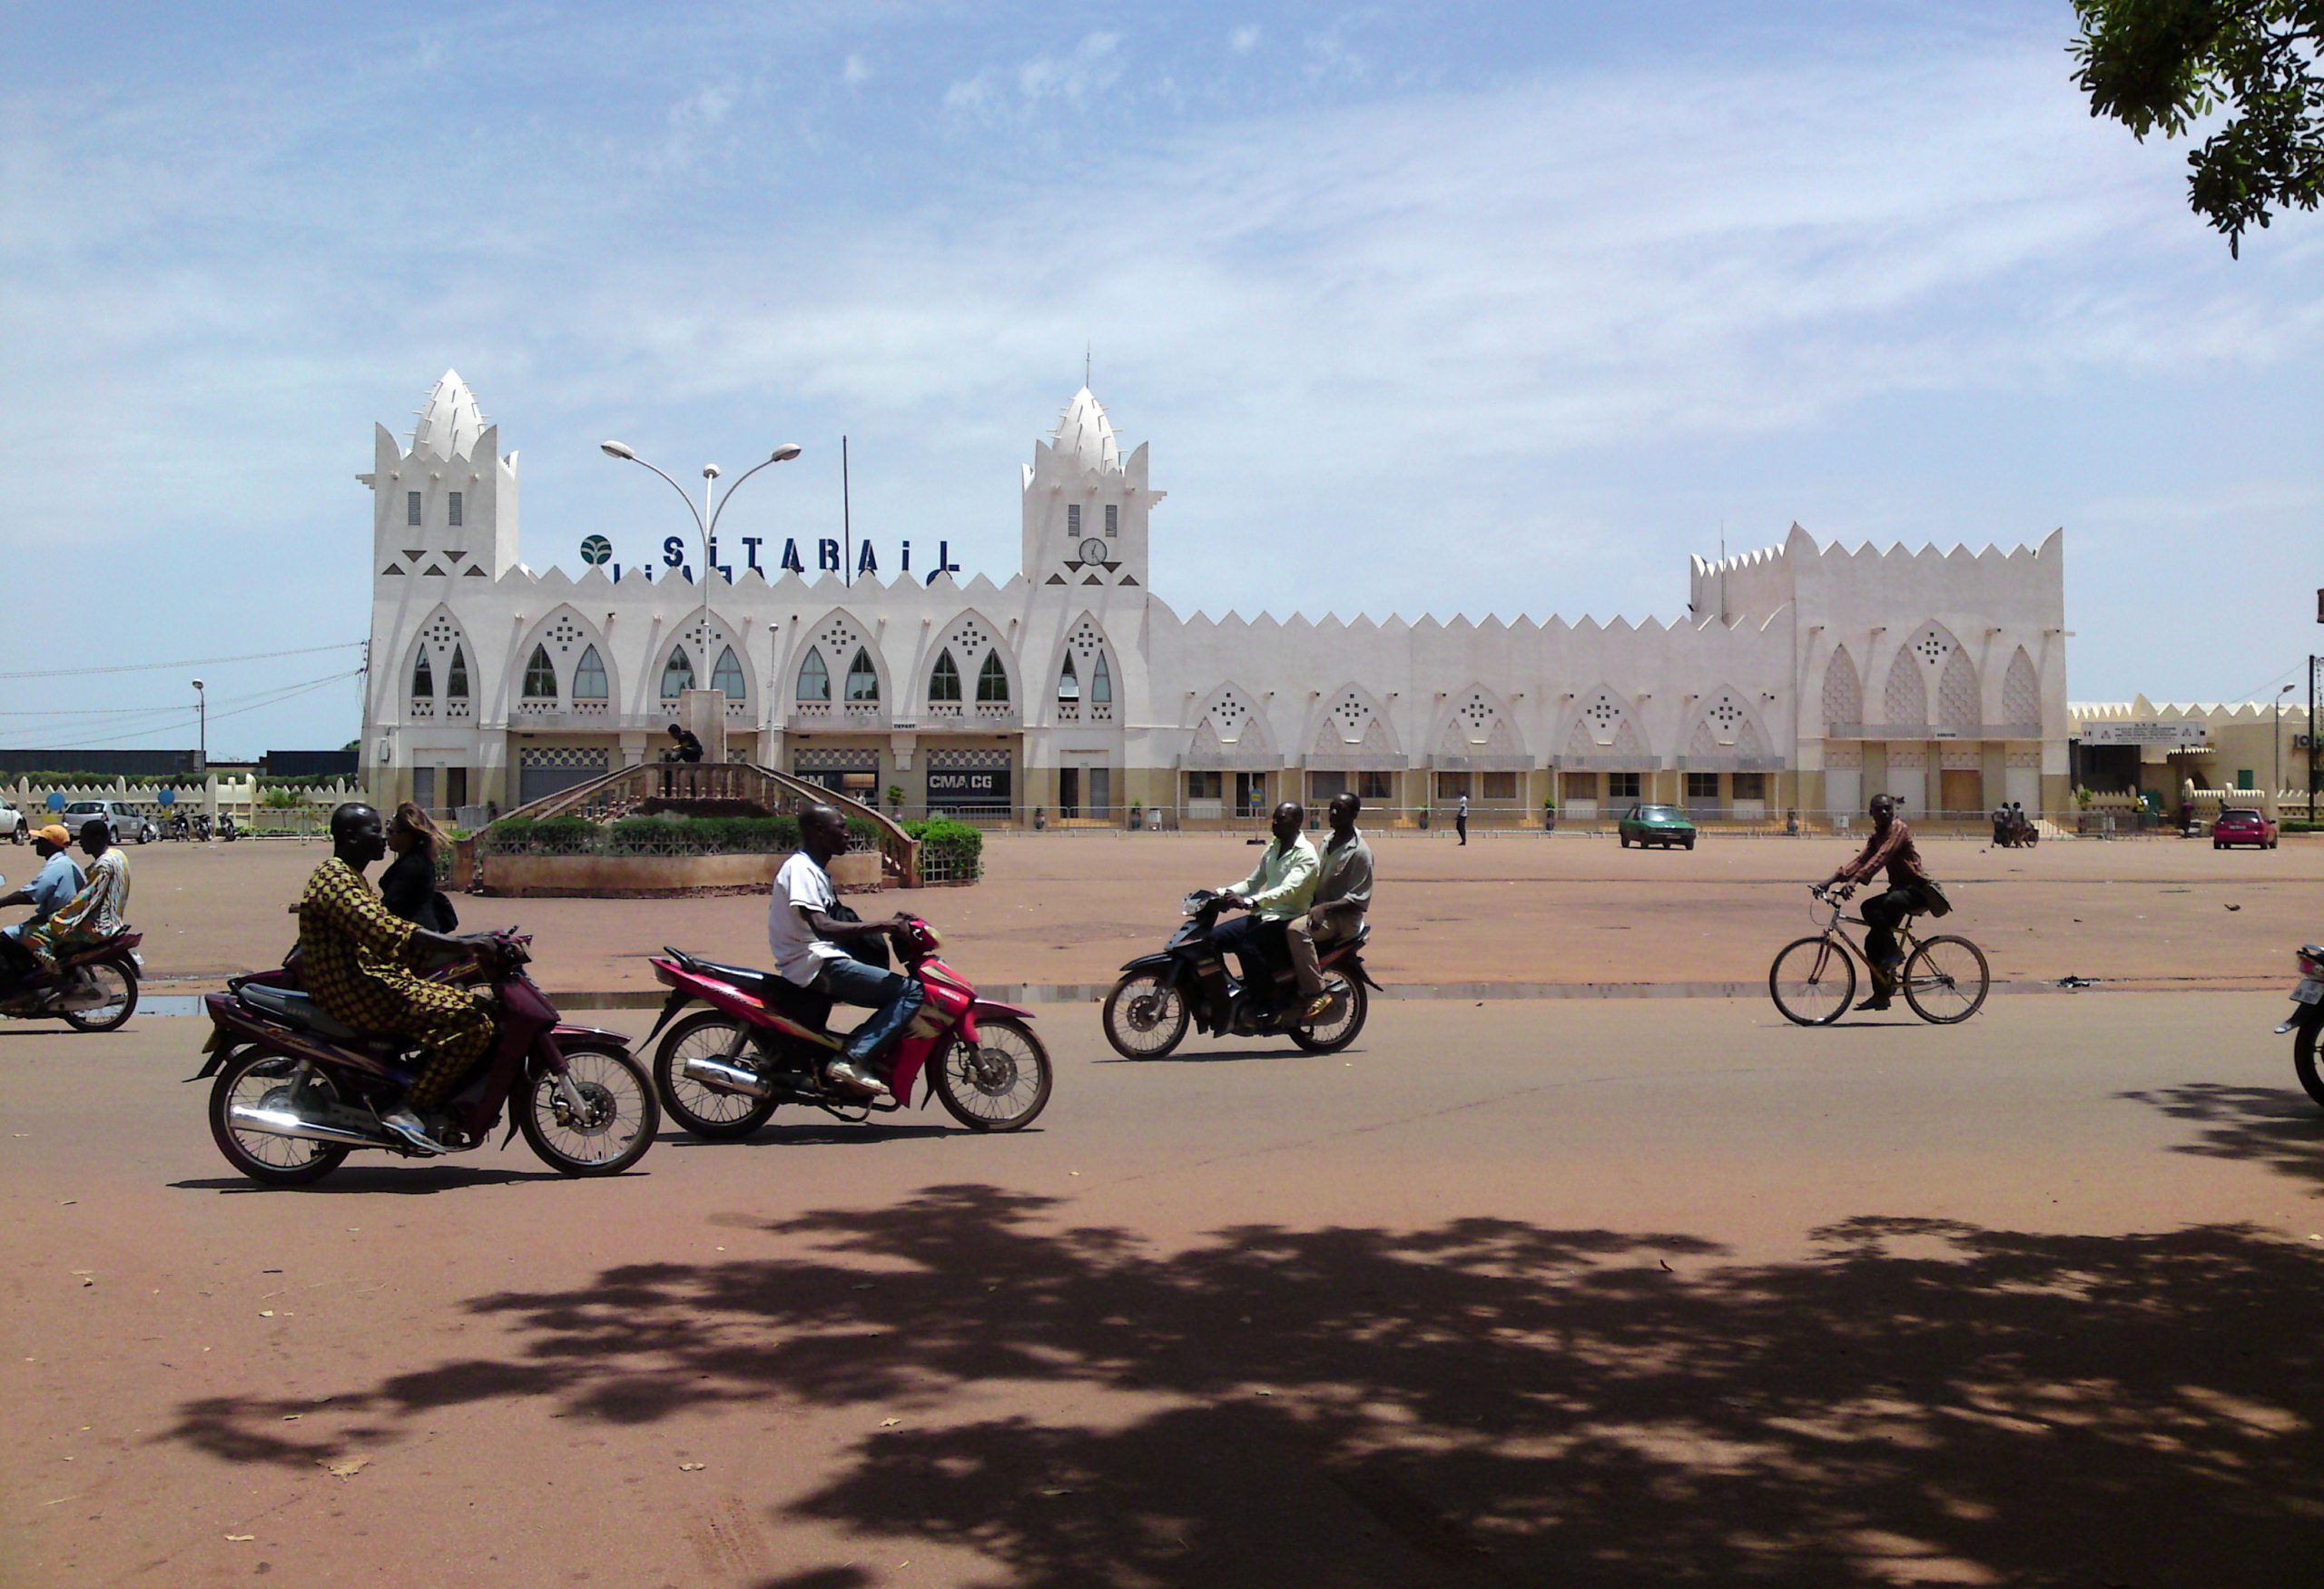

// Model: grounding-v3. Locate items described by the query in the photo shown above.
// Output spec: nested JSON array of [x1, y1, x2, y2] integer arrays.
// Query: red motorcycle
[[645, 919, 1051, 1138], [194, 931, 658, 1187]]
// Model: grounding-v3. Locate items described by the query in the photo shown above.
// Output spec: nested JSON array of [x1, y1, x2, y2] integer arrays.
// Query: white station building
[[362, 371, 2071, 824]]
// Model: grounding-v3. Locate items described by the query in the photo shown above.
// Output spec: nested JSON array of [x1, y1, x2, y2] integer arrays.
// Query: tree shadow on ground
[[2122, 1080, 2324, 1190], [165, 1190, 2324, 1586]]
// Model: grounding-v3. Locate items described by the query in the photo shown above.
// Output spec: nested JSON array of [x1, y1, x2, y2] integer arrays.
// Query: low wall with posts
[[2, 778, 365, 835]]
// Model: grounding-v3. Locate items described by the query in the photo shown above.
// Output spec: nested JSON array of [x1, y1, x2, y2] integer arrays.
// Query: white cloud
[[842, 53, 872, 85], [1229, 25, 1261, 54], [1018, 31, 1122, 103]]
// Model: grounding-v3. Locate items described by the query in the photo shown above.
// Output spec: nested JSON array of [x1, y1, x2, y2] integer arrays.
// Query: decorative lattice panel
[[1612, 719, 1649, 758], [1207, 690, 1253, 743], [2002, 650, 2039, 726], [1580, 689, 1626, 745], [1938, 652, 1979, 729], [1822, 648, 1861, 727], [545, 614, 586, 655], [1454, 690, 1495, 740], [1689, 718, 1718, 756], [1907, 625, 1955, 667], [1884, 655, 1927, 726]]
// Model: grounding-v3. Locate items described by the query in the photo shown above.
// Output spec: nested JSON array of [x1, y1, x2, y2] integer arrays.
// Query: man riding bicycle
[[1825, 793, 1943, 1012]]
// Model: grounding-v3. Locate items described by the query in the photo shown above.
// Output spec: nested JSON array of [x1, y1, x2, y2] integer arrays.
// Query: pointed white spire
[[1050, 385, 1119, 474], [410, 369, 488, 461]]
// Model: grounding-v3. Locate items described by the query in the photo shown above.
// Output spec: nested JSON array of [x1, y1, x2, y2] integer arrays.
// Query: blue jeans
[[814, 954, 925, 1069]]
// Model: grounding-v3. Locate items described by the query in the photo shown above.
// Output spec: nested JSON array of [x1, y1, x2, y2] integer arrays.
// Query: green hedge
[[903, 816, 984, 877]]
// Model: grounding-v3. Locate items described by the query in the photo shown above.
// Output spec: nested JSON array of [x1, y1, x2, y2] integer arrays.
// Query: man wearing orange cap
[[0, 824, 85, 992]]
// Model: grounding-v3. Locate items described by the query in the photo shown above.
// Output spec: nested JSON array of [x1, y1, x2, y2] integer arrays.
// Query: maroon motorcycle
[[193, 931, 657, 1187]]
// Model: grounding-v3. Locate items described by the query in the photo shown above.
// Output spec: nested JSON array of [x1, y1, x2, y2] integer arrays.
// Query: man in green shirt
[[1213, 800, 1319, 1012]]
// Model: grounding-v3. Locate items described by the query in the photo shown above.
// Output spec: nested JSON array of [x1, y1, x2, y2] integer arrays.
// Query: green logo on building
[[580, 534, 613, 567]]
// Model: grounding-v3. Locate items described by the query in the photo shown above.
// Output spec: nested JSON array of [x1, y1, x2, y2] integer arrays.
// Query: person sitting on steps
[[1825, 793, 1938, 1012]]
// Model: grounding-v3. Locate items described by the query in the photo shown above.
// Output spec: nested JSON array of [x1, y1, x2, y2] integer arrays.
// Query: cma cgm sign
[[656, 535, 961, 586]]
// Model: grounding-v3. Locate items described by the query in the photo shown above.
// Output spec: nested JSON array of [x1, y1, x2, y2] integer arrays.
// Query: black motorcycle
[[2278, 943, 2324, 1109], [1101, 890, 1375, 1059]]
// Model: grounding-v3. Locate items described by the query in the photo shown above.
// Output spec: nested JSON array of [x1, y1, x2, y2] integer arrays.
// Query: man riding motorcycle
[[768, 803, 921, 1100], [19, 818, 132, 974], [1213, 800, 1319, 1017], [0, 824, 84, 993], [299, 802, 500, 1154]]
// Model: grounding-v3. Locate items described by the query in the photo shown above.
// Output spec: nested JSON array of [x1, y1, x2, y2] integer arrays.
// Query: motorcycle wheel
[[1100, 972, 1189, 1059], [59, 962, 137, 1033], [208, 1047, 350, 1188], [2295, 1022, 2324, 1110], [654, 1012, 781, 1139], [932, 1015, 1052, 1131], [1287, 973, 1367, 1053], [513, 1036, 650, 1170], [517, 1041, 658, 1176]]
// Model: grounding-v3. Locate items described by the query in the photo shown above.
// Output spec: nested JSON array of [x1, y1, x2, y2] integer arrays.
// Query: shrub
[[904, 816, 984, 879]]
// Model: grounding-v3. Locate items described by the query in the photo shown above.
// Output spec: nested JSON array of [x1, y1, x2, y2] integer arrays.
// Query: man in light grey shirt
[[1288, 792, 1374, 1021]]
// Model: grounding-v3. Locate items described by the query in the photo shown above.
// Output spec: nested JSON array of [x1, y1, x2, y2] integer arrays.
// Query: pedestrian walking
[[1456, 792, 1469, 845]]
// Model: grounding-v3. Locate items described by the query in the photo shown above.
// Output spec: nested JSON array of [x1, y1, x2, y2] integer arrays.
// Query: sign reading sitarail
[[578, 535, 964, 586], [2077, 721, 2211, 746]]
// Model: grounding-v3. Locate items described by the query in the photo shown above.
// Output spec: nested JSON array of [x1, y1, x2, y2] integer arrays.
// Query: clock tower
[[1019, 385, 1161, 589]]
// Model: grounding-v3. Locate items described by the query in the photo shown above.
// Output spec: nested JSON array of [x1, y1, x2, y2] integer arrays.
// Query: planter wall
[[478, 847, 884, 898]]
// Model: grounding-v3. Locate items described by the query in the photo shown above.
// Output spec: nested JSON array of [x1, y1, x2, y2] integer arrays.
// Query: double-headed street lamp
[[600, 439, 802, 710]]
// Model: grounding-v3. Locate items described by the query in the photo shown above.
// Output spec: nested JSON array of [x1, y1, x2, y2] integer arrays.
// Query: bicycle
[[1768, 883, 1991, 1027]]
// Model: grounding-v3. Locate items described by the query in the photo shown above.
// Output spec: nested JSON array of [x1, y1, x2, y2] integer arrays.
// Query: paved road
[[5, 993, 2321, 1586]]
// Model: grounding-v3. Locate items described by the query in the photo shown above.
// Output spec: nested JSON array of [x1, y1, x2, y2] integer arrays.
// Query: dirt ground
[[4, 994, 2319, 1587], [64, 829, 2323, 996]]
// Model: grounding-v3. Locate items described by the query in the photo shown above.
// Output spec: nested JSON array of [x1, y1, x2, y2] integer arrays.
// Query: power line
[[0, 640, 362, 682], [0, 669, 364, 753]]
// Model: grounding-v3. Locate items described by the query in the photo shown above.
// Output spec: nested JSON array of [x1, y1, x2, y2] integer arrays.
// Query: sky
[[3, 1, 2319, 755]]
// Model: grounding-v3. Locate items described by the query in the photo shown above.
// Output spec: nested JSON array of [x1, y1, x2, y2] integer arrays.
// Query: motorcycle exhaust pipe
[[681, 1055, 773, 1100], [227, 1103, 391, 1149]]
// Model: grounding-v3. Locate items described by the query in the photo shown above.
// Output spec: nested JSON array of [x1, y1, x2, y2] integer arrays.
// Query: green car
[[1618, 803, 1696, 850]]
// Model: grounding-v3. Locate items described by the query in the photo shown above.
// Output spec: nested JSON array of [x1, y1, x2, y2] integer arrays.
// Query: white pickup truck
[[0, 798, 23, 844]]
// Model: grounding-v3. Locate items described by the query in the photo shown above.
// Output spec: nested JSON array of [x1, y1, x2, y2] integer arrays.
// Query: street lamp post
[[601, 439, 801, 745], [2279, 681, 2296, 815], [192, 678, 210, 834]]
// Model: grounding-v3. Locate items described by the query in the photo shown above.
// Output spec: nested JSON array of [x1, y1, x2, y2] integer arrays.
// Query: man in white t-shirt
[[769, 804, 922, 1098]]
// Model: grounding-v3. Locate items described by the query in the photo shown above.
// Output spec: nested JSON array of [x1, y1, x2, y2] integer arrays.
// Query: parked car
[[1618, 802, 1697, 851], [0, 798, 23, 844], [60, 799, 160, 845], [2212, 807, 2279, 851]]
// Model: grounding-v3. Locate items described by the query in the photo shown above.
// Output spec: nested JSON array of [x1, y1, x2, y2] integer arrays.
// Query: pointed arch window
[[522, 645, 557, 701], [573, 646, 608, 701], [661, 645, 694, 700], [977, 651, 1009, 704], [1091, 653, 1113, 705], [410, 651, 434, 701], [929, 649, 961, 703], [796, 647, 830, 702], [447, 646, 469, 699], [711, 646, 745, 697], [1058, 654, 1080, 703], [845, 647, 880, 703]]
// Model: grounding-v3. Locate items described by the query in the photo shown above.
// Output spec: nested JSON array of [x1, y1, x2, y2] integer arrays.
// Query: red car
[[2212, 807, 2279, 850]]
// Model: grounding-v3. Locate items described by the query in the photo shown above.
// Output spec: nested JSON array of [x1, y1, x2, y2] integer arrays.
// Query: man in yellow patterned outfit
[[301, 803, 495, 1154]]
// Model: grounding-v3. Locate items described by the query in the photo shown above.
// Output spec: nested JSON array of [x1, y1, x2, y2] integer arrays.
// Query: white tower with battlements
[[1020, 386, 1162, 589], [357, 370, 521, 582]]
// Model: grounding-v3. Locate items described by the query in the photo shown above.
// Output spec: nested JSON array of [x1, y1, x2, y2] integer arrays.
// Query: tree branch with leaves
[[2071, 0, 2324, 253]]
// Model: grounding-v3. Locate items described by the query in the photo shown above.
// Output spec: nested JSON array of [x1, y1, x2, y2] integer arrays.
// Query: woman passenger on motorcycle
[[379, 803, 457, 932], [19, 818, 132, 974]]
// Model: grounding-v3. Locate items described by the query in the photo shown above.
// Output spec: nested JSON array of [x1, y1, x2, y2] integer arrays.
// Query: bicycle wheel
[[1769, 936, 1855, 1027], [1902, 936, 1990, 1025]]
